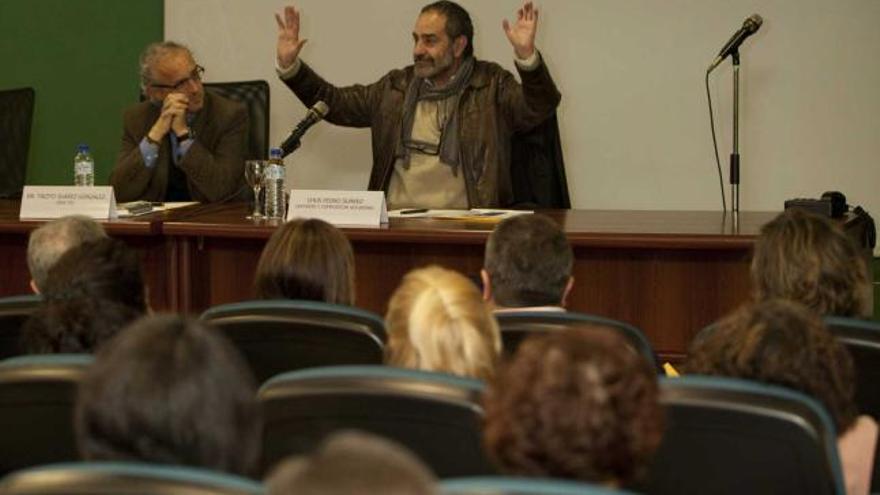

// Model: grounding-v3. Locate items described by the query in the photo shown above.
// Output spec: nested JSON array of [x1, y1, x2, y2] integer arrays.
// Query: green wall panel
[[0, 0, 162, 186]]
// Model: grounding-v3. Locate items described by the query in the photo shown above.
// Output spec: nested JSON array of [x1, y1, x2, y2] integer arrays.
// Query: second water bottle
[[264, 147, 286, 219]]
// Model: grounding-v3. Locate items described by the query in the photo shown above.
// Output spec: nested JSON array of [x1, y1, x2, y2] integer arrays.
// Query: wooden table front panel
[[163, 204, 774, 362], [0, 200, 174, 310]]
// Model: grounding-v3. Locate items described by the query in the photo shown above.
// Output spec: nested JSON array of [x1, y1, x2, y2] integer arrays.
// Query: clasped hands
[[148, 93, 190, 143]]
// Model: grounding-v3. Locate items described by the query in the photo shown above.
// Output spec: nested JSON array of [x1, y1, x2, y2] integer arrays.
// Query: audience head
[[75, 315, 261, 475], [255, 218, 356, 305], [686, 299, 858, 433], [26, 215, 107, 293], [140, 40, 205, 112], [483, 327, 663, 486], [266, 431, 438, 495], [482, 214, 574, 309], [751, 208, 871, 317], [21, 238, 147, 354], [386, 265, 501, 381]]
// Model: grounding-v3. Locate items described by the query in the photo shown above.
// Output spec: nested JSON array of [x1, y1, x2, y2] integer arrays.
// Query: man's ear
[[480, 269, 493, 302], [560, 276, 574, 307], [29, 279, 40, 295], [453, 35, 467, 58]]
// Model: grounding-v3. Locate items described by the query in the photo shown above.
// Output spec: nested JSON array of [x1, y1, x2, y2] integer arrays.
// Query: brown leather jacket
[[282, 57, 561, 207]]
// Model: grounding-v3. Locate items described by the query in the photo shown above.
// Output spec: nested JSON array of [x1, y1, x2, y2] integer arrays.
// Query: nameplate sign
[[20, 186, 118, 220], [287, 190, 388, 227]]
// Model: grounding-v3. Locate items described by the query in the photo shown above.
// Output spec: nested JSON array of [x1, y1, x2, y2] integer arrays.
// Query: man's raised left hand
[[502, 1, 538, 60]]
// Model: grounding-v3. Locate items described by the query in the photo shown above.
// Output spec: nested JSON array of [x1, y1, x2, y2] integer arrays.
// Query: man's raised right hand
[[276, 5, 308, 69]]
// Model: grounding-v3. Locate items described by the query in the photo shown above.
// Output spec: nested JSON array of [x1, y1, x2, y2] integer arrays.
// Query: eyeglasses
[[404, 139, 440, 156], [149, 65, 205, 91]]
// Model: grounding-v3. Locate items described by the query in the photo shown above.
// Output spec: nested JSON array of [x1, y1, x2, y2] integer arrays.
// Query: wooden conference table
[[4, 200, 866, 362], [163, 204, 773, 362]]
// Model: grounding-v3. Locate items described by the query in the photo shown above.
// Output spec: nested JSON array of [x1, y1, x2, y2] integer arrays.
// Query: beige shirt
[[387, 98, 467, 210], [838, 415, 878, 495]]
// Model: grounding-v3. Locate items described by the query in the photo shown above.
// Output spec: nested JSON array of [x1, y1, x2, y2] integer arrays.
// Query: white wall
[[167, 0, 880, 229]]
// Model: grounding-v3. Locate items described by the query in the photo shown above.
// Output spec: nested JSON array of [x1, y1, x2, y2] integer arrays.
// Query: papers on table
[[388, 209, 533, 222], [116, 201, 199, 218]]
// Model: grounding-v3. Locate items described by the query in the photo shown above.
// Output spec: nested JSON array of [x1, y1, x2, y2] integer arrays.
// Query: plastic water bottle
[[74, 144, 95, 186], [264, 147, 286, 219]]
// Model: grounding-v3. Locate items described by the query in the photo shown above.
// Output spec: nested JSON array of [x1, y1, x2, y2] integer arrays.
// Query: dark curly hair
[[686, 299, 858, 432], [21, 238, 147, 354], [483, 326, 663, 485], [751, 208, 872, 317]]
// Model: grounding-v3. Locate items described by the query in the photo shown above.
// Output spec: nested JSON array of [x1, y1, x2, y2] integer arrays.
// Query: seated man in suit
[[481, 214, 573, 312], [110, 41, 248, 202], [26, 215, 106, 293]]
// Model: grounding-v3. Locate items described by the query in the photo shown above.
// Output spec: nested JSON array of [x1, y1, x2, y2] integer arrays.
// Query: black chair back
[[204, 80, 269, 160], [509, 112, 569, 209], [0, 354, 93, 476], [201, 300, 385, 383], [825, 315, 880, 493], [495, 311, 657, 369], [0, 295, 42, 360], [643, 376, 846, 495], [0, 461, 264, 494], [0, 87, 35, 199], [258, 365, 494, 478], [442, 476, 637, 495]]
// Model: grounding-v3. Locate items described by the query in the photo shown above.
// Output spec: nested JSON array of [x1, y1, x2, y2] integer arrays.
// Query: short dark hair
[[75, 315, 262, 476], [255, 219, 356, 305], [483, 326, 663, 485], [266, 431, 437, 495], [484, 215, 573, 307], [686, 300, 858, 433], [751, 208, 872, 317], [421, 1, 474, 58], [21, 238, 147, 354]]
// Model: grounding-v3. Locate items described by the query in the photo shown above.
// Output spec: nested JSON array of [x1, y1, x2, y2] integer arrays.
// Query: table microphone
[[280, 101, 329, 157]]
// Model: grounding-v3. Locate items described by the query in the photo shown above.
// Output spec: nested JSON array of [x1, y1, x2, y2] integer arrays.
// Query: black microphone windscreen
[[745, 14, 763, 32]]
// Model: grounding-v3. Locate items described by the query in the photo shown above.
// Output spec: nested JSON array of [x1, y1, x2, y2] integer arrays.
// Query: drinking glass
[[244, 160, 266, 219]]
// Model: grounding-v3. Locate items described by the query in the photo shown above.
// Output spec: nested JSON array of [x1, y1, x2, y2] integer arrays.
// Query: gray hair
[[139, 40, 194, 91], [27, 216, 107, 291], [266, 431, 437, 495], [484, 214, 573, 308]]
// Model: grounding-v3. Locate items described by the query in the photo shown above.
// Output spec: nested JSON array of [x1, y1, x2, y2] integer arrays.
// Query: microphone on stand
[[707, 14, 763, 72], [280, 101, 329, 157]]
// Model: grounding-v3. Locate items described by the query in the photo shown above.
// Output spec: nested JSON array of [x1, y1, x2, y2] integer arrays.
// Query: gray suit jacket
[[110, 91, 248, 202]]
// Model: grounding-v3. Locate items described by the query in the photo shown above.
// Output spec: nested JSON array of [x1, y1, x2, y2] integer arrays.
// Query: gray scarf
[[396, 57, 475, 175]]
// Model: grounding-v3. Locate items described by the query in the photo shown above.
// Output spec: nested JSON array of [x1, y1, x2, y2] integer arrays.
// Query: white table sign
[[287, 190, 388, 227], [19, 186, 118, 220]]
